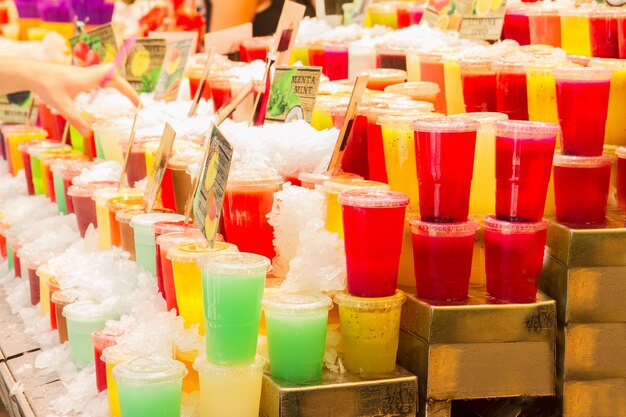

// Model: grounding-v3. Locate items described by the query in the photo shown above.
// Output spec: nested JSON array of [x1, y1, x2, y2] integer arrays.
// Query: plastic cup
[[528, 8, 561, 47], [495, 120, 559, 222], [116, 209, 145, 260], [324, 178, 389, 238], [208, 75, 235, 113], [325, 43, 349, 81], [376, 45, 407, 71], [27, 142, 70, 195], [483, 216, 549, 303], [349, 44, 376, 80], [308, 41, 325, 68], [494, 61, 529, 121], [361, 106, 395, 183], [107, 196, 146, 248], [130, 213, 185, 275], [4, 126, 47, 176], [222, 172, 282, 259], [51, 289, 79, 344], [589, 9, 620, 59], [239, 36, 271, 62], [588, 58, 626, 148], [414, 118, 479, 222], [93, 187, 144, 250], [460, 58, 497, 113], [526, 63, 560, 124], [52, 160, 92, 214], [68, 181, 117, 238], [46, 278, 60, 330], [64, 301, 119, 367], [153, 221, 199, 297], [161, 156, 195, 215], [91, 327, 124, 392], [263, 293, 332, 382], [368, 2, 398, 28], [91, 119, 131, 163], [25, 260, 41, 305], [113, 357, 187, 417], [311, 95, 349, 130], [198, 251, 270, 364], [560, 8, 592, 57], [503, 6, 531, 46], [102, 345, 142, 417], [36, 264, 56, 316], [194, 355, 265, 417], [297, 172, 363, 190], [361, 68, 407, 91], [617, 147, 626, 207], [619, 11, 626, 59], [553, 154, 612, 225], [17, 140, 39, 195], [553, 67, 613, 156], [410, 219, 478, 302], [335, 290, 405, 375], [384, 81, 440, 104], [120, 137, 151, 187], [168, 242, 239, 331]]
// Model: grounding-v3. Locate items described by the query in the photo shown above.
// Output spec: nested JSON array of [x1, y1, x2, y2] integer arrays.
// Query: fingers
[[106, 74, 141, 107], [55, 95, 91, 138]]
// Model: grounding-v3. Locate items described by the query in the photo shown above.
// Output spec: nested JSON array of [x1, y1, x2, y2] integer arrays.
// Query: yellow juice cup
[[443, 55, 466, 115], [323, 179, 389, 238], [142, 140, 160, 175], [311, 96, 349, 130], [101, 345, 141, 417], [92, 187, 144, 250], [37, 148, 75, 197], [167, 242, 238, 333], [6, 126, 48, 176], [289, 43, 309, 65], [368, 2, 398, 28], [526, 62, 560, 125], [560, 9, 591, 57], [589, 58, 626, 147], [335, 291, 406, 375], [36, 264, 56, 316], [406, 50, 421, 82], [397, 212, 418, 289]]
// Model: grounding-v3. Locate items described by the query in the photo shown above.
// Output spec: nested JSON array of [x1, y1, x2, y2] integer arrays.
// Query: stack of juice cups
[[130, 213, 185, 275], [194, 251, 270, 417], [91, 327, 124, 392], [336, 189, 409, 375]]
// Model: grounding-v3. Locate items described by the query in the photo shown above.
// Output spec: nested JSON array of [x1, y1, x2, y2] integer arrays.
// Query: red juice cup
[[26, 260, 41, 305], [47, 278, 60, 330], [324, 43, 349, 81], [410, 218, 478, 302], [120, 137, 150, 187], [619, 11, 626, 59], [553, 154, 612, 225], [413, 118, 479, 222], [483, 216, 549, 303], [222, 172, 283, 260], [361, 106, 395, 183], [376, 45, 407, 71], [187, 66, 212, 101], [408, 4, 425, 25], [460, 58, 497, 113], [91, 328, 124, 392], [553, 66, 613, 156], [494, 61, 529, 121], [18, 140, 41, 195], [495, 120, 559, 222], [208, 76, 235, 113], [528, 8, 561, 47], [384, 81, 440, 104], [68, 181, 117, 238], [153, 221, 199, 297], [361, 68, 407, 91], [589, 9, 620, 59], [616, 147, 626, 207], [308, 41, 326, 69], [503, 6, 531, 46], [340, 190, 409, 297], [396, 2, 411, 28], [239, 36, 271, 63]]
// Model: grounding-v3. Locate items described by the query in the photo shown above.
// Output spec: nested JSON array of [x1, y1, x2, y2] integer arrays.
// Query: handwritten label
[[144, 123, 176, 212], [203, 23, 253, 55], [70, 23, 118, 67], [194, 126, 233, 246], [265, 66, 322, 124], [0, 93, 37, 124], [153, 39, 193, 101], [125, 38, 166, 93]]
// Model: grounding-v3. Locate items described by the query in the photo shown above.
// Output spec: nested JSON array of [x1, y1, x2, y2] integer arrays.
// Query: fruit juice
[[263, 294, 331, 382], [35, 147, 74, 197], [616, 147, 626, 207], [324, 179, 389, 238], [589, 10, 620, 59], [419, 53, 448, 113], [198, 252, 269, 364], [413, 118, 479, 222], [142, 140, 160, 176], [308, 41, 326, 69], [187, 67, 212, 102], [376, 46, 407, 71], [26, 262, 40, 305], [362, 68, 407, 91], [12, 240, 22, 278], [120, 137, 150, 187], [620, 13, 626, 59], [290, 42, 309, 65], [408, 4, 425, 25], [195, 356, 265, 417], [483, 216, 549, 303], [102, 345, 142, 417], [528, 9, 561, 47], [340, 190, 409, 297], [177, 347, 200, 393], [107, 196, 146, 248], [222, 173, 282, 259], [553, 154, 612, 225], [362, 107, 394, 183], [68, 182, 116, 238], [460, 59, 497, 113], [46, 278, 59, 330], [325, 43, 349, 81], [335, 291, 405, 375], [208, 76, 234, 113], [169, 242, 238, 332], [526, 63, 559, 124], [18, 140, 40, 195], [64, 301, 118, 367], [410, 219, 477, 302], [160, 158, 193, 214], [91, 328, 123, 392], [554, 67, 613, 156], [116, 209, 145, 260], [42, 151, 85, 204], [311, 96, 349, 130], [443, 56, 466, 115], [130, 213, 185, 275], [368, 2, 398, 28], [494, 62, 529, 120], [589, 59, 626, 147], [93, 187, 144, 250], [560, 9, 592, 57], [239, 36, 271, 63], [330, 108, 371, 179], [503, 6, 531, 46], [383, 81, 440, 103], [5, 126, 47, 176], [114, 358, 186, 417], [52, 290, 78, 344], [91, 119, 131, 163], [153, 221, 199, 297], [495, 120, 559, 221], [396, 2, 411, 28], [36, 264, 55, 315]]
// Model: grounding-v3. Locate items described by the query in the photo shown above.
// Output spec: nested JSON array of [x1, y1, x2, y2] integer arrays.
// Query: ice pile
[[72, 160, 123, 185], [18, 214, 81, 271], [375, 23, 477, 51]]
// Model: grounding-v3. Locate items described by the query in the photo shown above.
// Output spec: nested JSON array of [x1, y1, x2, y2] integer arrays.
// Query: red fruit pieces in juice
[[462, 73, 497, 113], [554, 163, 611, 225], [496, 71, 528, 120], [556, 79, 611, 156], [342, 205, 406, 297]]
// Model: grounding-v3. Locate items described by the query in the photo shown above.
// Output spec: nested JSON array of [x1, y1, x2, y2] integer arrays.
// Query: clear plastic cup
[[51, 289, 80, 344], [483, 216, 549, 303], [410, 219, 478, 302], [197, 251, 270, 365], [46, 277, 60, 330], [194, 355, 265, 417], [107, 196, 146, 248], [589, 9, 620, 59], [368, 2, 398, 28], [361, 68, 407, 91], [153, 221, 199, 297], [413, 118, 480, 222], [526, 62, 560, 124], [503, 6, 531, 46], [36, 264, 56, 316], [297, 172, 363, 190], [113, 357, 187, 417], [528, 8, 562, 47], [560, 8, 592, 57], [493, 61, 529, 121], [335, 290, 406, 375], [263, 293, 332, 382], [92, 187, 144, 249], [311, 95, 349, 130], [340, 190, 409, 297], [349, 44, 377, 80], [91, 327, 124, 392], [68, 181, 117, 238], [52, 159, 93, 214], [384, 81, 440, 104], [130, 213, 185, 275], [553, 154, 612, 225], [459, 58, 497, 113], [239, 36, 271, 63], [63, 301, 119, 367], [588, 58, 626, 148], [116, 209, 145, 260], [495, 120, 560, 222], [4, 126, 47, 176], [616, 147, 626, 207], [168, 242, 239, 332], [325, 43, 349, 81], [553, 67, 613, 156], [102, 345, 142, 417], [28, 143, 71, 195]]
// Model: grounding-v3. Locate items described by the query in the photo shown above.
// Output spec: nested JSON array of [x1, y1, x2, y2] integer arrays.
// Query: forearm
[[0, 57, 43, 96]]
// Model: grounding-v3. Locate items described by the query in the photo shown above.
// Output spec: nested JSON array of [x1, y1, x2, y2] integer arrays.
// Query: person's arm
[[209, 0, 258, 32], [0, 57, 140, 137]]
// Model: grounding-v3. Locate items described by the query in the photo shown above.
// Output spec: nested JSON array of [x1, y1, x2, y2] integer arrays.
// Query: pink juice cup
[[413, 118, 479, 222], [410, 218, 478, 303], [553, 67, 613, 156], [408, 4, 426, 25], [589, 9, 620, 59], [324, 43, 349, 81], [528, 8, 561, 47], [616, 147, 626, 208], [495, 120, 559, 222], [483, 216, 549, 304], [67, 181, 117, 238], [553, 154, 612, 225], [340, 190, 409, 297]]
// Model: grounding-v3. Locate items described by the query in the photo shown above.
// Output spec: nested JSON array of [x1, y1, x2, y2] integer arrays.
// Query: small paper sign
[[153, 38, 193, 101], [424, 0, 506, 41], [265, 66, 322, 124], [148, 31, 198, 62], [203, 23, 253, 55], [71, 23, 119, 67], [125, 38, 167, 93], [0, 93, 37, 124], [194, 126, 233, 246], [274, 1, 306, 65], [144, 123, 176, 212]]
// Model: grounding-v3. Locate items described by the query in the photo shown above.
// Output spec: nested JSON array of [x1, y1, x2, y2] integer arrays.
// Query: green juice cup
[[63, 301, 119, 368], [102, 345, 143, 417], [263, 293, 332, 383], [198, 252, 270, 365], [113, 357, 187, 417], [129, 213, 185, 275]]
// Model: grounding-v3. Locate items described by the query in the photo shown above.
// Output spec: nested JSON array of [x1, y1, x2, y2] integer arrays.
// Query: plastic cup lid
[[130, 213, 185, 230], [615, 147, 626, 159], [153, 220, 198, 236], [413, 117, 480, 133], [297, 171, 362, 185], [386, 100, 435, 113], [35, 263, 57, 278], [334, 290, 406, 309], [339, 189, 410, 208], [588, 58, 626, 70], [51, 288, 81, 305], [409, 218, 479, 236], [227, 171, 283, 188], [361, 68, 407, 79], [156, 230, 206, 251], [67, 181, 117, 198], [323, 178, 389, 195], [27, 142, 70, 157], [113, 357, 187, 385], [492, 60, 527, 73], [449, 112, 508, 126], [106, 196, 145, 212], [378, 112, 439, 127], [46, 277, 60, 291], [384, 81, 441, 97], [197, 251, 271, 275], [553, 154, 613, 168], [92, 187, 143, 205], [552, 66, 614, 81], [101, 344, 142, 365], [167, 241, 238, 263], [263, 293, 333, 314], [483, 215, 549, 234], [495, 120, 561, 139], [193, 354, 266, 375], [91, 327, 124, 345], [62, 301, 118, 322], [364, 93, 412, 104], [459, 57, 494, 72]]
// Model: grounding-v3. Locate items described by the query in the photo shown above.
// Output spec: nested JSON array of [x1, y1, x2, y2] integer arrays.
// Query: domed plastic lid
[[113, 357, 187, 386], [115, 208, 147, 224], [589, 58, 626, 70], [263, 293, 333, 314], [378, 112, 439, 127], [409, 218, 479, 237], [51, 288, 82, 305], [615, 147, 626, 159], [323, 178, 389, 195], [386, 100, 435, 113], [156, 230, 206, 252], [101, 344, 142, 365], [193, 354, 266, 375], [130, 213, 185, 230], [413, 117, 480, 133], [553, 154, 613, 168], [92, 187, 143, 205], [334, 290, 406, 309], [197, 251, 271, 276], [450, 112, 508, 126], [339, 189, 410, 208], [166, 241, 238, 263], [361, 68, 407, 80], [496, 120, 561, 139], [384, 81, 440, 97], [67, 181, 118, 198], [106, 195, 146, 212], [227, 171, 283, 189], [27, 142, 70, 157], [482, 215, 549, 234], [297, 171, 363, 186], [62, 301, 118, 322], [153, 220, 198, 236]]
